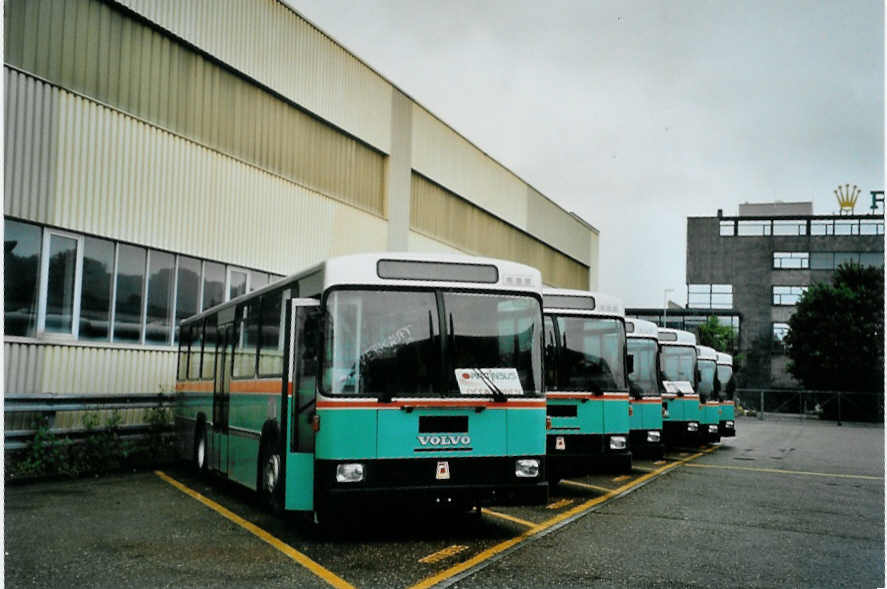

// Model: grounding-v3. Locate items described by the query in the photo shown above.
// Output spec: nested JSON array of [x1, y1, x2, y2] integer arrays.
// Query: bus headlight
[[335, 463, 365, 483], [515, 459, 540, 478], [609, 436, 627, 450], [726, 420, 734, 427], [646, 431, 661, 443], [687, 422, 698, 432], [708, 425, 718, 434]]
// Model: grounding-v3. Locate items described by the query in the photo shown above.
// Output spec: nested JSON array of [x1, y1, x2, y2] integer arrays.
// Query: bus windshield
[[697, 359, 717, 398], [548, 315, 627, 393], [660, 345, 697, 384], [322, 289, 542, 398], [717, 365, 734, 400], [627, 338, 659, 397]]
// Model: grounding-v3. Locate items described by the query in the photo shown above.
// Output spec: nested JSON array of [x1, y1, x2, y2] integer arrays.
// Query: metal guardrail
[[5, 393, 176, 451], [735, 388, 884, 425]]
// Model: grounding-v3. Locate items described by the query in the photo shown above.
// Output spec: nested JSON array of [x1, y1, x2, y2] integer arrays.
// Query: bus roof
[[657, 328, 696, 346], [542, 287, 624, 317], [181, 252, 543, 326], [716, 352, 733, 366], [625, 317, 659, 338], [696, 345, 718, 361]]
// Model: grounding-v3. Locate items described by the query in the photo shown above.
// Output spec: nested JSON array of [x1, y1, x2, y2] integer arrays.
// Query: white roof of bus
[[716, 352, 733, 366], [323, 252, 542, 291], [696, 345, 718, 361], [542, 287, 624, 317], [657, 328, 697, 345], [182, 252, 542, 325], [625, 318, 659, 338]]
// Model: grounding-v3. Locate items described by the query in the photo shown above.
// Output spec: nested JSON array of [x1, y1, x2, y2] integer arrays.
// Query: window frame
[[37, 229, 84, 338]]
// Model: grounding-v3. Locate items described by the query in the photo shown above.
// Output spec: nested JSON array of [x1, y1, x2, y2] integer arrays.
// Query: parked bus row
[[173, 253, 735, 524]]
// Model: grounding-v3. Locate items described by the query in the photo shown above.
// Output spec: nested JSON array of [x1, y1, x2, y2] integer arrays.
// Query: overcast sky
[[288, 0, 884, 307]]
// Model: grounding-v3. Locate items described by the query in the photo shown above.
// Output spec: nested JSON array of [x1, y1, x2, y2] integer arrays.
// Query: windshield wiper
[[473, 368, 508, 403]]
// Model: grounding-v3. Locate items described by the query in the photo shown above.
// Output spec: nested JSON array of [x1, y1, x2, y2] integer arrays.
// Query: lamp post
[[663, 288, 674, 328]]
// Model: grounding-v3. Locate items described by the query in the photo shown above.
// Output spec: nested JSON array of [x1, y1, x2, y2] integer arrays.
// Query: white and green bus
[[175, 253, 549, 523], [657, 328, 701, 447]]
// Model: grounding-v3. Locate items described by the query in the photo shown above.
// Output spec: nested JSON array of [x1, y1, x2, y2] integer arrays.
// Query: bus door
[[212, 323, 234, 474], [283, 299, 321, 511]]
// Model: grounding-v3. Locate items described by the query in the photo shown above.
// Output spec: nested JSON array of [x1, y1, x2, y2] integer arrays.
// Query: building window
[[145, 250, 175, 345], [719, 221, 735, 236], [860, 220, 884, 235], [203, 262, 225, 311], [4, 220, 43, 336], [772, 285, 807, 306], [772, 220, 807, 236], [3, 218, 284, 347], [80, 237, 115, 341], [773, 252, 809, 269], [737, 220, 771, 236], [228, 267, 249, 301], [174, 256, 202, 343], [772, 322, 790, 354], [687, 284, 733, 309], [114, 244, 146, 343], [833, 219, 860, 235], [810, 251, 885, 270]]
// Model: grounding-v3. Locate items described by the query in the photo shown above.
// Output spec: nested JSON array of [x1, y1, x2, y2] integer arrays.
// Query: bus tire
[[257, 434, 282, 514], [193, 422, 208, 474]]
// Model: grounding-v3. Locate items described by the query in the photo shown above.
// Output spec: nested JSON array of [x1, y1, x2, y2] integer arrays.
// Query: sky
[[287, 0, 884, 307]]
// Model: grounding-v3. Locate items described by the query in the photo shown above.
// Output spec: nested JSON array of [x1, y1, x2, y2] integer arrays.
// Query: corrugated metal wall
[[411, 104, 529, 230], [4, 69, 58, 224], [411, 173, 588, 289], [4, 341, 176, 395], [4, 67, 389, 274], [4, 0, 385, 217], [526, 186, 592, 266], [111, 0, 393, 154]]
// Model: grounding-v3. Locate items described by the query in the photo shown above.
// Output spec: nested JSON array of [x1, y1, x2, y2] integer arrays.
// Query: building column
[[386, 89, 413, 251]]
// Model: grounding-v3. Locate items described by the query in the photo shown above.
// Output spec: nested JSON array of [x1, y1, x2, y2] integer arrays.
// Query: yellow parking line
[[559, 480, 613, 493], [546, 498, 575, 510], [684, 463, 883, 480], [154, 471, 354, 589], [480, 508, 537, 528], [653, 460, 666, 465], [410, 450, 707, 589], [419, 545, 469, 564], [611, 475, 631, 482], [632, 466, 654, 473]]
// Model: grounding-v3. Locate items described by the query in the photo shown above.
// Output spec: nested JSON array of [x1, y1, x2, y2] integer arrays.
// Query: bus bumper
[[547, 433, 631, 476], [315, 457, 549, 509], [629, 429, 665, 459], [719, 420, 736, 437], [663, 421, 702, 447]]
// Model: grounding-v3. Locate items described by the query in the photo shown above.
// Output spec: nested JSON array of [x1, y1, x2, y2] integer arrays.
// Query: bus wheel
[[258, 438, 281, 513], [193, 424, 207, 473]]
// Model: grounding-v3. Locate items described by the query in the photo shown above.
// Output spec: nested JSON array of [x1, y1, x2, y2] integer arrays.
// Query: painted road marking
[[632, 465, 654, 472], [419, 545, 469, 564], [560, 480, 613, 493], [154, 471, 354, 589], [546, 498, 575, 510], [684, 462, 884, 480], [409, 449, 710, 589], [480, 508, 536, 528], [654, 460, 666, 465], [611, 475, 631, 482]]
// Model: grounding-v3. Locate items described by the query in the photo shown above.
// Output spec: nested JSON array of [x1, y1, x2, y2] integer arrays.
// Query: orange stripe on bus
[[630, 399, 663, 404], [546, 393, 629, 400], [316, 400, 547, 410], [229, 379, 283, 394]]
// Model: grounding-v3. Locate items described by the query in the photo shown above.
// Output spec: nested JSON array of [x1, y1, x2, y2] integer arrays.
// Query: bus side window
[[189, 321, 204, 378], [202, 319, 217, 380], [233, 300, 260, 378], [543, 316, 557, 388], [259, 291, 284, 377], [177, 324, 190, 379]]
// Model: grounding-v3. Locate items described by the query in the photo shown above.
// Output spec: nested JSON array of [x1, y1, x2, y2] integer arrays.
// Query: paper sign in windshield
[[454, 368, 524, 396], [663, 381, 695, 394]]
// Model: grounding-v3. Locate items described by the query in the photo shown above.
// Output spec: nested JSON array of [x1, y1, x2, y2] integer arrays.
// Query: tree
[[696, 315, 737, 354], [784, 262, 884, 393]]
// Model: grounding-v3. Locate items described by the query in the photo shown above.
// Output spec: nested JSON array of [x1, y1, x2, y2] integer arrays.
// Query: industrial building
[[685, 200, 884, 388], [3, 0, 599, 420]]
